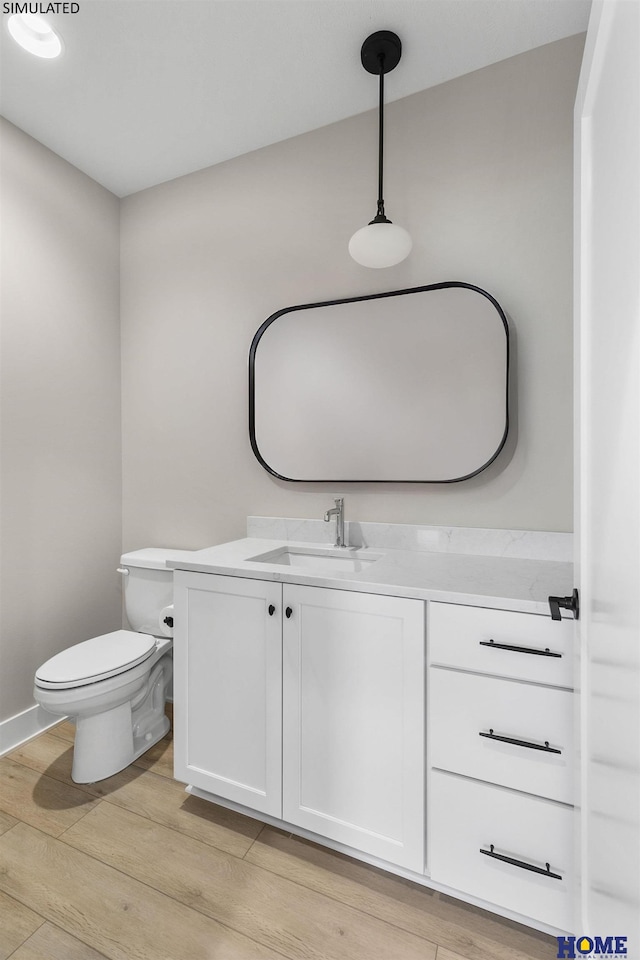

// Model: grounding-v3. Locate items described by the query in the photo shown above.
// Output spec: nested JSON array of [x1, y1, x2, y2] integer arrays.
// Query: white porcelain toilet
[[33, 547, 191, 784]]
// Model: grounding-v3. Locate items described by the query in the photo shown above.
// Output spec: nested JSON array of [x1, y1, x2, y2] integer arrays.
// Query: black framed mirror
[[249, 282, 509, 482]]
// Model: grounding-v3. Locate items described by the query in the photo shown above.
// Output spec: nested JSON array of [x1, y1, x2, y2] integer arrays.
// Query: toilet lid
[[35, 630, 157, 689]]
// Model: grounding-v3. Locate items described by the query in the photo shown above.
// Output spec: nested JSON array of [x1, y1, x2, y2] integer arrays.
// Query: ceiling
[[0, 0, 591, 197]]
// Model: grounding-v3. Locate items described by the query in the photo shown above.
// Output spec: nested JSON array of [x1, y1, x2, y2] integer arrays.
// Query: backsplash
[[247, 517, 573, 563]]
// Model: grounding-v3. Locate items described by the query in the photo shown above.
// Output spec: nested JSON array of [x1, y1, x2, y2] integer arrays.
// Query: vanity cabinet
[[173, 572, 425, 872], [427, 601, 575, 930], [173, 561, 575, 931]]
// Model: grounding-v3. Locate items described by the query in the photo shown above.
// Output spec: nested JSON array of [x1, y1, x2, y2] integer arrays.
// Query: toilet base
[[72, 700, 131, 783], [70, 655, 172, 784], [71, 706, 170, 783]]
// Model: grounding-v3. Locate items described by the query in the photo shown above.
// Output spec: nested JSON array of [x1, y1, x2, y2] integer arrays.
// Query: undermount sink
[[248, 546, 383, 574]]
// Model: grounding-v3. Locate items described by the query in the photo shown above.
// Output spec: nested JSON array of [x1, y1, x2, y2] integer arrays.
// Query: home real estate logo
[[556, 935, 628, 958]]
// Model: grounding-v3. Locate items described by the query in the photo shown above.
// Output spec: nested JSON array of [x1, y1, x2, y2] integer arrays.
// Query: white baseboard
[[0, 703, 67, 757]]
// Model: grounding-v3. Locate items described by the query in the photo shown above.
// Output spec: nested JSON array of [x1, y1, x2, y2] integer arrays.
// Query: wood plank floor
[[0, 708, 558, 960]]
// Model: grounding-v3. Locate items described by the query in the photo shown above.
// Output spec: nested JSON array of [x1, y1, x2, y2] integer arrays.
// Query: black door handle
[[268, 605, 275, 616], [285, 607, 293, 619], [548, 589, 579, 621]]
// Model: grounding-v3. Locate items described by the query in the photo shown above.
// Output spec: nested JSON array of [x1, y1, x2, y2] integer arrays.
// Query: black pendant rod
[[360, 31, 402, 225], [377, 53, 385, 219]]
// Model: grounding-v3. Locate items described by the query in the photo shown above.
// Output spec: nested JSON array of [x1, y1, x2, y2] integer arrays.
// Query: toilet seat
[[35, 630, 157, 690]]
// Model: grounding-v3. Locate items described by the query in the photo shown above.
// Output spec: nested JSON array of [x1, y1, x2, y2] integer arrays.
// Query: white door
[[173, 572, 283, 816], [575, 0, 640, 950], [282, 584, 425, 872]]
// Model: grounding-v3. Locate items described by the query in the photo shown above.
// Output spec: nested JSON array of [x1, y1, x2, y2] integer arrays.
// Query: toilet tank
[[120, 548, 193, 637]]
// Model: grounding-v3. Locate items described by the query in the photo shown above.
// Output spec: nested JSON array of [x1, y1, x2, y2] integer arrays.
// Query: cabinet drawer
[[429, 602, 573, 687], [430, 668, 574, 803], [429, 770, 573, 931]]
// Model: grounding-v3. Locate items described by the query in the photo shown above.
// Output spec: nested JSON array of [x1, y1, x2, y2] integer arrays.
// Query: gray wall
[[121, 36, 582, 552], [0, 119, 122, 724]]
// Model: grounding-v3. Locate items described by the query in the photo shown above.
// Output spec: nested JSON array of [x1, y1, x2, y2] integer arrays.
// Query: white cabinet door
[[282, 584, 425, 872], [575, 0, 640, 946], [173, 572, 282, 817]]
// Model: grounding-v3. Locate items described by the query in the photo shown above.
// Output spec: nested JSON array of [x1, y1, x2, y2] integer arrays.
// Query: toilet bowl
[[33, 548, 191, 784]]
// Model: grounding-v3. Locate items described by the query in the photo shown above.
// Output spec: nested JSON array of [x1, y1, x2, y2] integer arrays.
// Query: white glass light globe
[[8, 14, 62, 58], [348, 221, 412, 268]]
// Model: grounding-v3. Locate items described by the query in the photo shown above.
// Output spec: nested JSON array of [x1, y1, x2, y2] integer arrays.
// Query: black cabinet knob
[[285, 606, 293, 619], [268, 604, 275, 616]]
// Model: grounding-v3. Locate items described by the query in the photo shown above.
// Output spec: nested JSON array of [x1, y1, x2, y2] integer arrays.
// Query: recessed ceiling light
[[7, 13, 62, 58]]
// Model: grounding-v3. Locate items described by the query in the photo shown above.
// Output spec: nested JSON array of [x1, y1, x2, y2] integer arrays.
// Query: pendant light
[[349, 31, 412, 269]]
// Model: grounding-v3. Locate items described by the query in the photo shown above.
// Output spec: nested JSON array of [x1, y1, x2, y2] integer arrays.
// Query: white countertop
[[168, 537, 574, 616]]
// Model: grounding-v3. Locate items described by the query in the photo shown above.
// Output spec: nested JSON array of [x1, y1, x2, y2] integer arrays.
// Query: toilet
[[33, 548, 191, 784]]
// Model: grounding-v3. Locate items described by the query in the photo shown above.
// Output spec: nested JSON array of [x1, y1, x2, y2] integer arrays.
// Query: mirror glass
[[249, 282, 509, 482]]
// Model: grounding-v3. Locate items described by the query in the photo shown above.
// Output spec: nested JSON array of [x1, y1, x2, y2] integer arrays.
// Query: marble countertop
[[168, 536, 573, 616]]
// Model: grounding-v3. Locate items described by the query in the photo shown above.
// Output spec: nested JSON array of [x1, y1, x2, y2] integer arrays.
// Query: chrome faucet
[[324, 497, 346, 548]]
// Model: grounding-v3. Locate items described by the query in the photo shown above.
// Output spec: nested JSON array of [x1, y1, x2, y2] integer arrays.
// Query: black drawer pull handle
[[285, 606, 293, 619], [479, 729, 562, 754], [480, 845, 562, 880], [479, 639, 561, 658], [268, 605, 275, 616]]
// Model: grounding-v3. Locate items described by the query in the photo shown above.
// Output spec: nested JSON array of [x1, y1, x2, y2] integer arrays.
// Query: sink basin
[[248, 546, 383, 574]]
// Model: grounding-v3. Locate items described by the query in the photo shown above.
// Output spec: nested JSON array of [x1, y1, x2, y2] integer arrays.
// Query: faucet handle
[[324, 497, 343, 520]]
